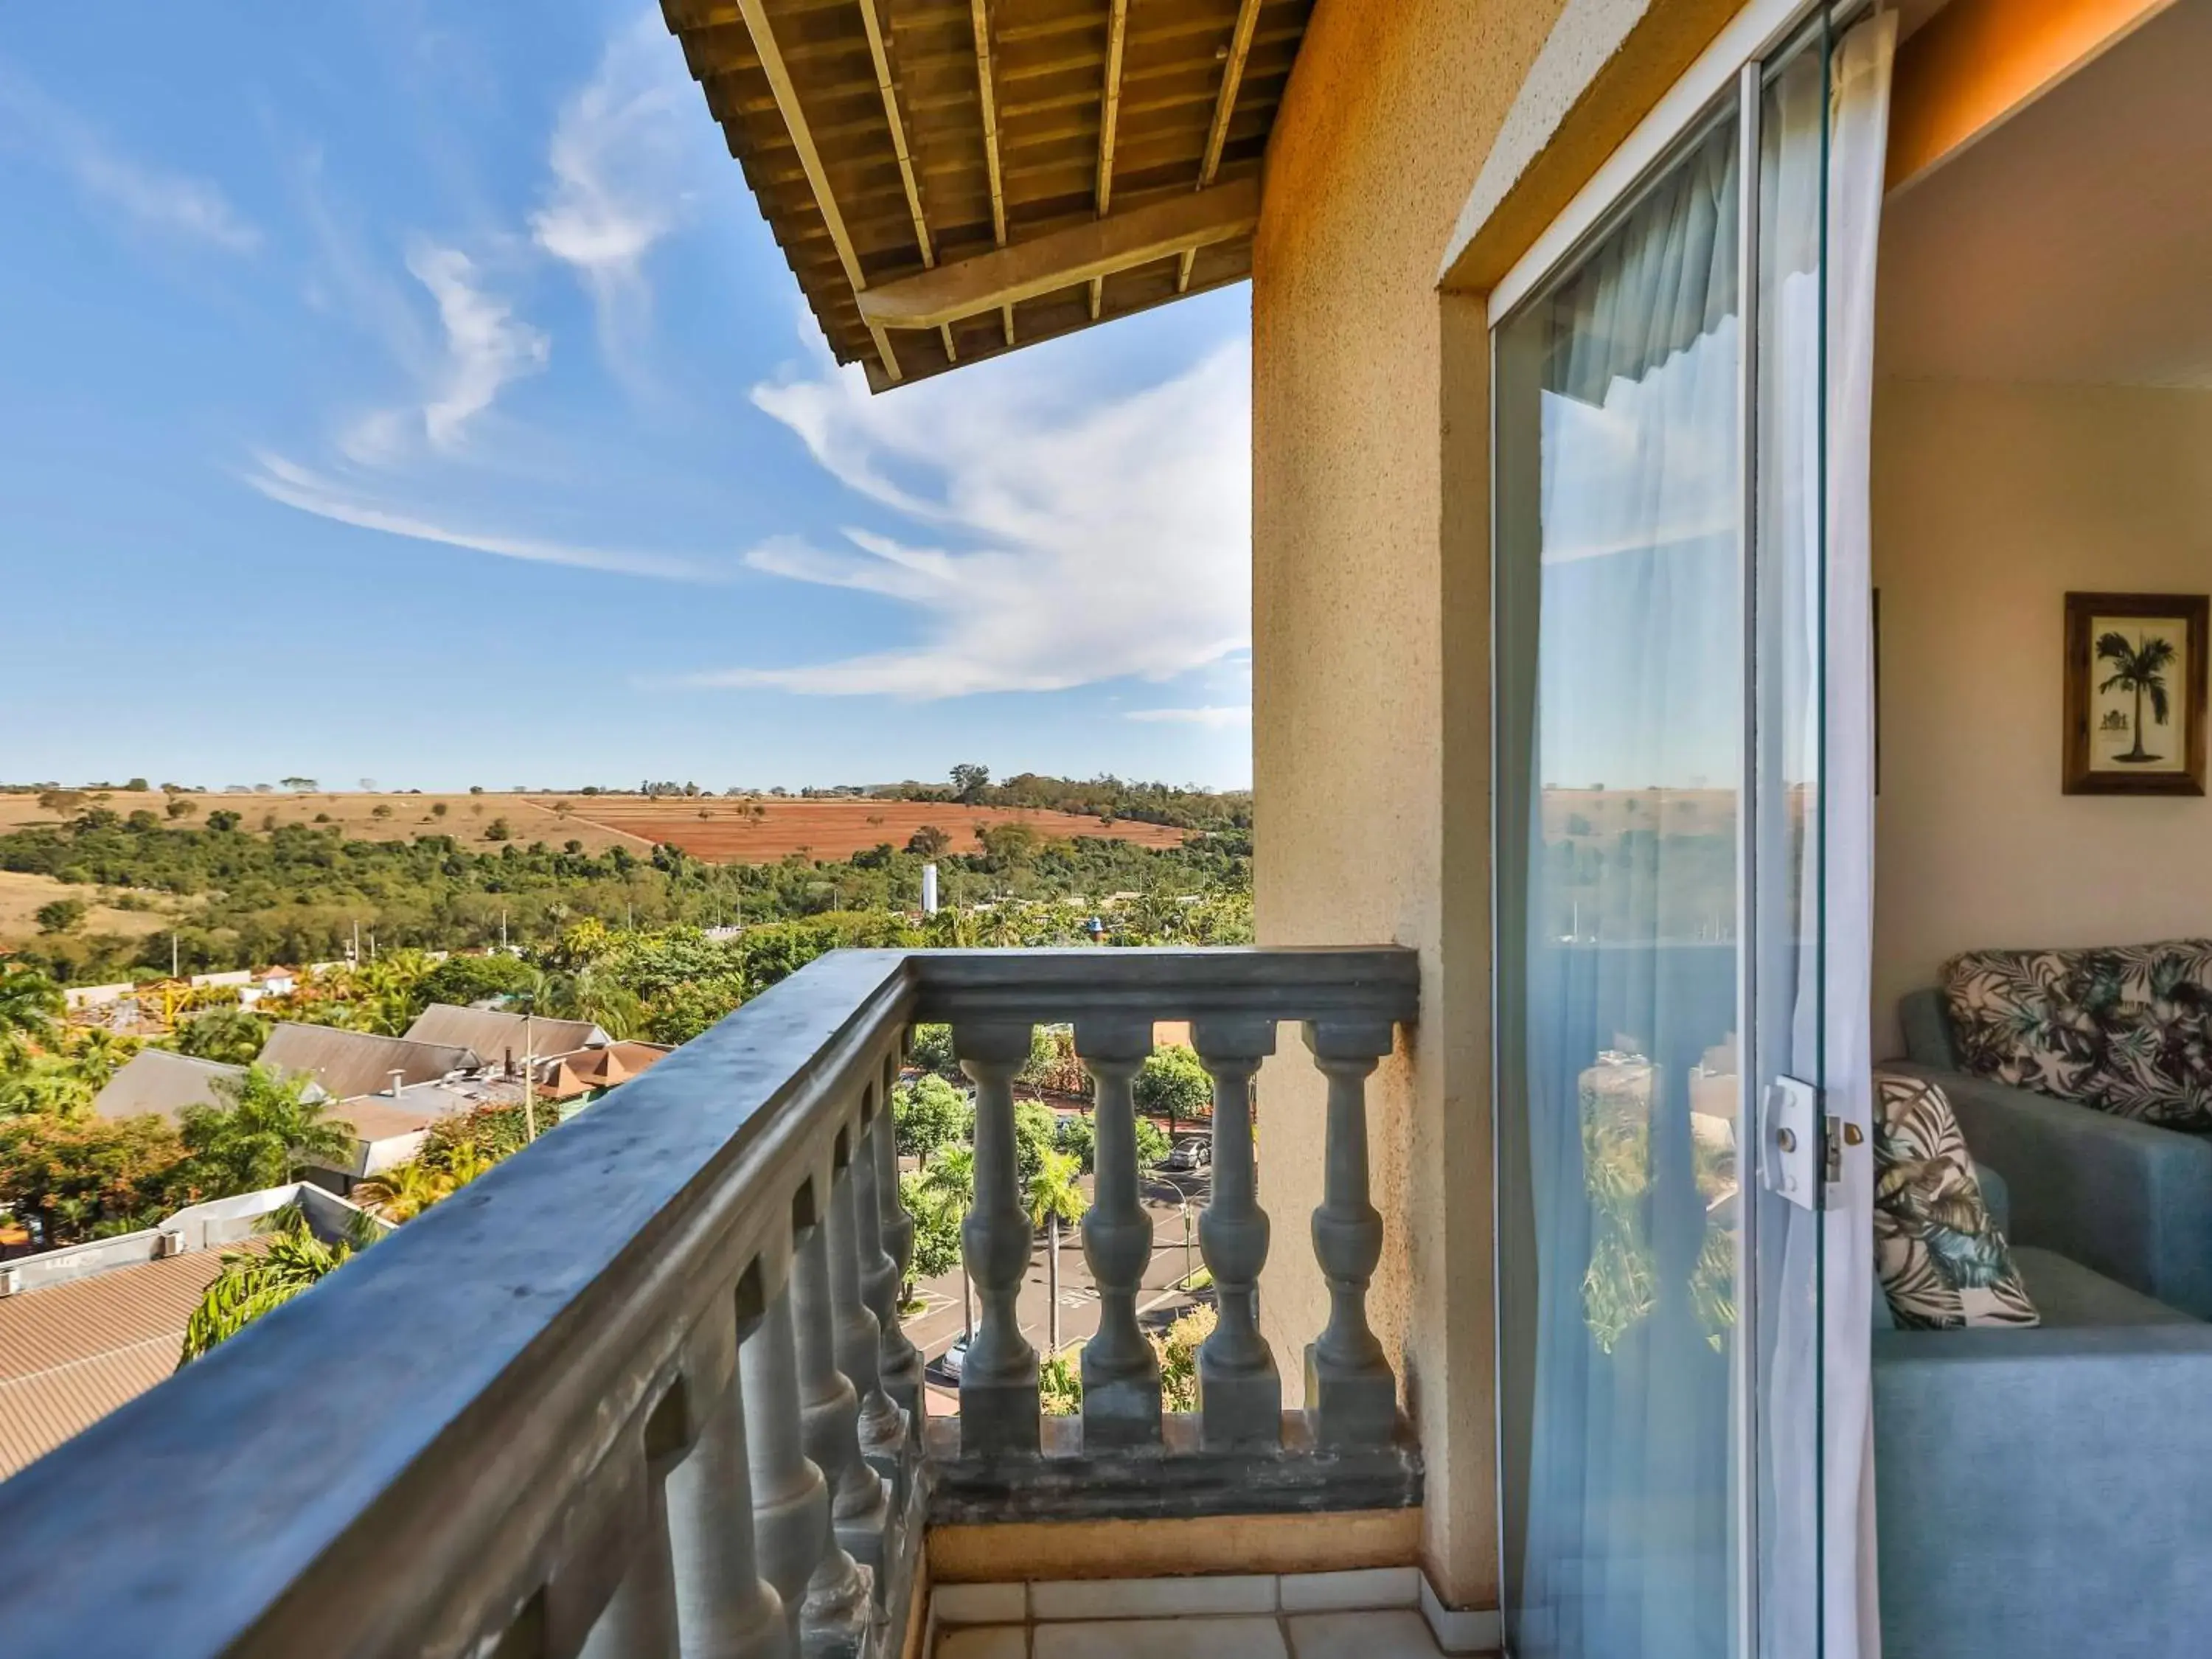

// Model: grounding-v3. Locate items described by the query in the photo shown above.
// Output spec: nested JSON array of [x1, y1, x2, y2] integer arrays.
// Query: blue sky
[[0, 3, 1253, 793]]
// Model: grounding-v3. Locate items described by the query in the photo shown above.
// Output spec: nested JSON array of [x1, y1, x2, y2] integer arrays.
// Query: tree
[[1026, 1146, 1086, 1356], [0, 968, 64, 1045], [892, 1074, 973, 1169], [279, 777, 318, 792], [165, 796, 197, 819], [206, 810, 242, 832], [352, 1158, 450, 1223], [0, 1112, 188, 1246], [371, 804, 394, 820], [1054, 1111, 1096, 1173], [431, 801, 449, 818], [177, 1204, 373, 1364], [1135, 1045, 1213, 1139], [899, 1169, 964, 1294], [414, 951, 537, 1009], [1134, 1115, 1171, 1169], [1014, 1099, 1058, 1189], [950, 763, 991, 804], [176, 1006, 269, 1065], [905, 824, 952, 858], [2097, 628, 2180, 763], [34, 897, 88, 936], [484, 817, 512, 842], [179, 1065, 355, 1194], [918, 1147, 977, 1335]]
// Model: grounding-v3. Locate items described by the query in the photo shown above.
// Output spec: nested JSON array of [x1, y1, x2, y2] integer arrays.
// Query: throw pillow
[[1942, 940, 2212, 1130], [1871, 1071, 2039, 1329]]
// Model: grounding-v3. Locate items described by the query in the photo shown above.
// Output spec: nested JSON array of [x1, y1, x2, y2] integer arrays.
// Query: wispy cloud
[[242, 452, 727, 582], [1127, 706, 1251, 727], [0, 62, 260, 252], [406, 243, 549, 451], [531, 11, 698, 369], [693, 338, 1252, 698]]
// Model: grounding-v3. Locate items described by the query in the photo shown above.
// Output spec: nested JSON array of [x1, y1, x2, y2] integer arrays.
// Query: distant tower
[[921, 863, 939, 916]]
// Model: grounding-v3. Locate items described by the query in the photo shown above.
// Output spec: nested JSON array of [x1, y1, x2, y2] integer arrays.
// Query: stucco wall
[[1248, 0, 1568, 1611], [1871, 379, 2212, 1057]]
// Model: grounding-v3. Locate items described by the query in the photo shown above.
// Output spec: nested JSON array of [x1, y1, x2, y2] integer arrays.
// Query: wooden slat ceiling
[[662, 0, 1311, 390]]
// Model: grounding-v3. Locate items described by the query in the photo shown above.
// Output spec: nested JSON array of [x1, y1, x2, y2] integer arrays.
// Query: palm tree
[[1026, 1147, 1087, 1357], [2097, 628, 2179, 763], [921, 1147, 978, 1338], [60, 1026, 136, 1093], [0, 968, 63, 1046], [180, 1065, 356, 1194], [352, 1158, 450, 1223], [177, 1204, 372, 1364]]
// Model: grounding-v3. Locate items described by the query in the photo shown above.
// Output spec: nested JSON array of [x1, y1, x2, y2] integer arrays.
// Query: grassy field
[[0, 790, 652, 853], [0, 789, 1190, 867], [544, 796, 1189, 863], [0, 870, 176, 951]]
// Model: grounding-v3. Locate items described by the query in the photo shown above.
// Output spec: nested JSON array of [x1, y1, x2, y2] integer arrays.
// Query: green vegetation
[[176, 1203, 378, 1366], [0, 789, 1249, 984]]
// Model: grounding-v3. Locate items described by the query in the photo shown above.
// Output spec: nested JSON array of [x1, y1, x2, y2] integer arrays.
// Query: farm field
[[539, 796, 1189, 864], [0, 870, 175, 950], [0, 791, 651, 853]]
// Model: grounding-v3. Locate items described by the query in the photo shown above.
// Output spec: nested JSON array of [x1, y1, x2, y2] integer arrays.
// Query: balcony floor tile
[[1284, 1610, 1447, 1658], [1029, 1615, 1289, 1659]]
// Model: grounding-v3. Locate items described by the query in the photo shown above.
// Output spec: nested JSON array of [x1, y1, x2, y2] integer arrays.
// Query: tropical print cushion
[[1942, 940, 2212, 1130], [1871, 1072, 2039, 1329]]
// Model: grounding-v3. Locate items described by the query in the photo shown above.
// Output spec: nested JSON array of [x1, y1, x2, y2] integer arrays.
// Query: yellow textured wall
[[1249, 0, 1568, 1612], [1872, 379, 2212, 1056]]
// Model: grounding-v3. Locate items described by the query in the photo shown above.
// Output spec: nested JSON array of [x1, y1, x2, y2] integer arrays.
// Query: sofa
[[1873, 1001, 2212, 1659], [1891, 985, 2212, 1319]]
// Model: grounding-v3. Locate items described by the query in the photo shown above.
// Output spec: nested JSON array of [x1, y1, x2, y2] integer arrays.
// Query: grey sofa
[[1891, 986, 2212, 1319], [1873, 1013, 2212, 1659]]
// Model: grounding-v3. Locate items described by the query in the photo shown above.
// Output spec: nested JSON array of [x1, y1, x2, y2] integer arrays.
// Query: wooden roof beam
[[855, 175, 1259, 330], [967, 0, 1014, 343], [1091, 0, 1129, 319], [734, 0, 902, 380], [1180, 0, 1262, 293], [853, 0, 956, 358]]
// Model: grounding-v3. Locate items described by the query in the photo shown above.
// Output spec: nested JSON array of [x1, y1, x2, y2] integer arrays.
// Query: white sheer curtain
[[1754, 15, 1895, 1659]]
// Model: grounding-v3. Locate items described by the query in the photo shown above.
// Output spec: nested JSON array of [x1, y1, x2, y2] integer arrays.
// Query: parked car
[[1160, 1137, 1211, 1172], [931, 1334, 970, 1382]]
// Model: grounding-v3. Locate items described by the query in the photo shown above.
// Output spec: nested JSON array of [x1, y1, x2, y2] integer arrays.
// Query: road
[[902, 1168, 1211, 1416]]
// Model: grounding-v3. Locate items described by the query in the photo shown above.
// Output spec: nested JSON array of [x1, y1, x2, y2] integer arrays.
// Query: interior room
[[1865, 3, 2212, 1649]]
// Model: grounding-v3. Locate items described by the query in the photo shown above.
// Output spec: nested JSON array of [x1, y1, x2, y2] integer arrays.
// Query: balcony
[[0, 946, 1423, 1658]]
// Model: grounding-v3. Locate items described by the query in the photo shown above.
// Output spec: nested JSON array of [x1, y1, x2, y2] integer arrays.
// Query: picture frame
[[2063, 591, 2209, 796]]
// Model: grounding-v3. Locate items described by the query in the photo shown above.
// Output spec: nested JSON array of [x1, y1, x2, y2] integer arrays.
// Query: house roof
[[540, 1040, 675, 1101], [330, 1098, 442, 1144], [402, 1004, 602, 1065], [90, 1050, 244, 1124], [661, 0, 1310, 391], [258, 1023, 480, 1102], [0, 1242, 265, 1479]]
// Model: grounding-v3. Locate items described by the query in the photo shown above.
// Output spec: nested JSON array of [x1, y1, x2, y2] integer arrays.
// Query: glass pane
[[1750, 23, 1833, 1659], [1495, 104, 1747, 1659]]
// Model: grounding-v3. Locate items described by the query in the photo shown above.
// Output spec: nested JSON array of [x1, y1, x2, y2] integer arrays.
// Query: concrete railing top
[[0, 945, 1417, 1658]]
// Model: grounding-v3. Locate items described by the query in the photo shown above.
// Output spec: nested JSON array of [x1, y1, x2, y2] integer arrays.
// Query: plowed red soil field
[[530, 797, 1187, 865]]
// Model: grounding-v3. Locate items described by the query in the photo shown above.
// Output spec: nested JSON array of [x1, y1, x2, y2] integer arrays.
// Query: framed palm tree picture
[[2064, 591, 2209, 795]]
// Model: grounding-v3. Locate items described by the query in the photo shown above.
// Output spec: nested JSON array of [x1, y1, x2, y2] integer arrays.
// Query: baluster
[[953, 1021, 1040, 1454], [854, 1088, 922, 1419], [1074, 1016, 1161, 1448], [827, 1141, 904, 1464], [658, 1279, 787, 1659], [580, 1436, 684, 1659], [1302, 1020, 1398, 1448], [792, 1191, 883, 1609], [869, 1054, 925, 1418], [740, 1277, 831, 1657], [1191, 1016, 1280, 1449]]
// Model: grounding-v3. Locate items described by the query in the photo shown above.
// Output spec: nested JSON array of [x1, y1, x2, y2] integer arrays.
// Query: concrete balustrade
[[0, 949, 1414, 1659]]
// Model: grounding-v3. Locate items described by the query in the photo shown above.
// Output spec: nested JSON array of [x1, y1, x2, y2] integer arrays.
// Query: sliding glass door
[[1493, 10, 1891, 1658]]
